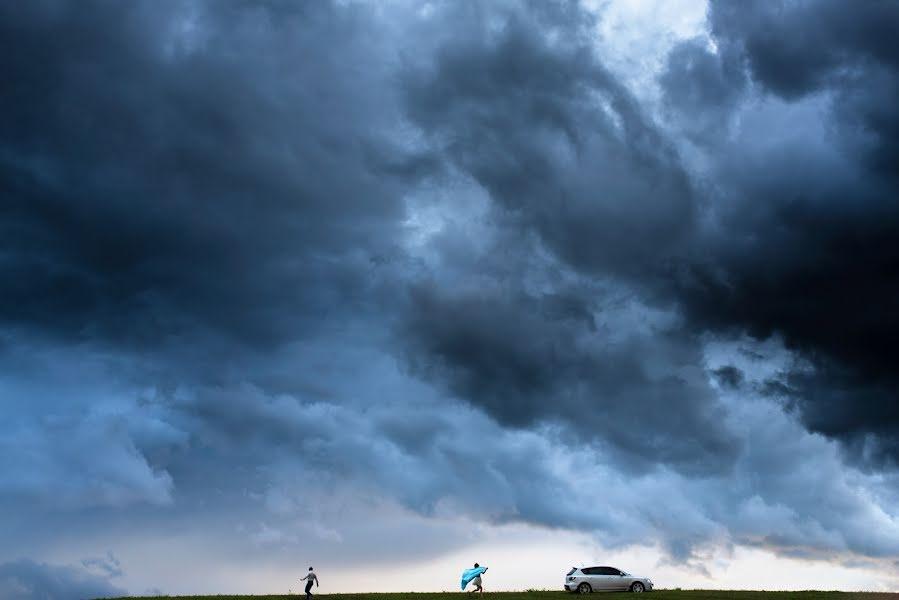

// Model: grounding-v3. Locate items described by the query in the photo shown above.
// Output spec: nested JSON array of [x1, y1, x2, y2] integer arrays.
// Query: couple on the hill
[[299, 561, 488, 597]]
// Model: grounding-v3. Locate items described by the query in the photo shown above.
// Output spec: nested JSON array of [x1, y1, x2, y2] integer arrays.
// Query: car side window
[[599, 567, 621, 575], [581, 568, 598, 575]]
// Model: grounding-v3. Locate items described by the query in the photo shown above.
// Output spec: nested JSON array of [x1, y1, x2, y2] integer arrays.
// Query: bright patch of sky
[[587, 0, 710, 104]]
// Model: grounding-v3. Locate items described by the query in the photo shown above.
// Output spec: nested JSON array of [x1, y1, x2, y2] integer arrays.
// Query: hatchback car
[[564, 566, 653, 593]]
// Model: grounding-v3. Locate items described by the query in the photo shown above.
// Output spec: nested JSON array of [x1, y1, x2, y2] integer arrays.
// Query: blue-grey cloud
[[0, 559, 125, 600], [1, 0, 898, 589], [0, 0, 414, 354], [656, 0, 899, 465]]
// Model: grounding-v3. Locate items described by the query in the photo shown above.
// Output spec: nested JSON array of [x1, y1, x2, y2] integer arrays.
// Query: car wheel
[[630, 582, 645, 593], [577, 583, 592, 594]]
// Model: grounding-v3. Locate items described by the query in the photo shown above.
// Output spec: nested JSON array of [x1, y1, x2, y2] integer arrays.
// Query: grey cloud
[[0, 412, 174, 510], [777, 363, 899, 470], [0, 0, 413, 356], [2, 0, 899, 585], [400, 0, 696, 281], [0, 342, 180, 510], [682, 155, 899, 463], [3, 337, 898, 573], [712, 366, 743, 389], [393, 0, 742, 476], [390, 0, 899, 559], [159, 381, 612, 530], [116, 361, 899, 562], [659, 36, 745, 139], [0, 559, 126, 600], [651, 0, 899, 463], [398, 281, 740, 476], [708, 0, 899, 101], [707, 0, 899, 177], [81, 553, 123, 580]]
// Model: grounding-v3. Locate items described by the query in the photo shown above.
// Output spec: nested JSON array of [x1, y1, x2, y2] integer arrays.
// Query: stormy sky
[[2, 0, 898, 597]]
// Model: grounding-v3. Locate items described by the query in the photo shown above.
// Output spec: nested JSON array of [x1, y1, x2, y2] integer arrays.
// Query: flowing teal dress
[[461, 567, 487, 590]]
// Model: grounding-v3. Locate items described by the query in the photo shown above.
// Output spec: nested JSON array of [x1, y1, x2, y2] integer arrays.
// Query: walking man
[[301, 567, 319, 600]]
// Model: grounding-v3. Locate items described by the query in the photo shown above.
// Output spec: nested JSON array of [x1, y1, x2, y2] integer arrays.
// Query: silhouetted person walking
[[301, 567, 319, 600]]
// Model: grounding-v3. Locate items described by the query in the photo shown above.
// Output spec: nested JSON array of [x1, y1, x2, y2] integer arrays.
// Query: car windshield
[[566, 568, 577, 576]]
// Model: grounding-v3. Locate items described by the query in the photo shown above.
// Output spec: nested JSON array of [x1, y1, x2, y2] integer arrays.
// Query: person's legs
[[306, 580, 314, 600]]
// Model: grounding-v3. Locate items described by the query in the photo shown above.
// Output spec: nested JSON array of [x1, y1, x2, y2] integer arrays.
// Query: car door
[[601, 567, 628, 590], [581, 567, 602, 591], [582, 567, 607, 591]]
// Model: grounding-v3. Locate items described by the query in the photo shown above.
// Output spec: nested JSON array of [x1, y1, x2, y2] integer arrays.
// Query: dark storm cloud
[[3, 0, 899, 584], [659, 36, 745, 138], [393, 1, 747, 474], [712, 366, 743, 389], [768, 362, 899, 468], [0, 0, 744, 495], [655, 0, 899, 464], [399, 281, 739, 475], [0, 0, 414, 356], [707, 0, 899, 178], [708, 0, 899, 102], [401, 1, 696, 281], [396, 0, 899, 473]]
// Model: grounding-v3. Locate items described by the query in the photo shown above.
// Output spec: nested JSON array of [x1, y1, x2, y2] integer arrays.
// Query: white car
[[564, 566, 653, 593]]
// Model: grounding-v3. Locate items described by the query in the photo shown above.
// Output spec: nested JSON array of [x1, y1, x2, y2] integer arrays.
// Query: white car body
[[564, 566, 653, 593]]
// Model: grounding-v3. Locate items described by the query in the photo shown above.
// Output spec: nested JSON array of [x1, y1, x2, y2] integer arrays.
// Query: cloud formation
[[1, 0, 898, 594], [0, 559, 125, 600], [657, 0, 899, 464]]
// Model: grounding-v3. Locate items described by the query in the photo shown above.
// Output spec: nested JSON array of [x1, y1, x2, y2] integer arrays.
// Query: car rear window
[[567, 568, 577, 576]]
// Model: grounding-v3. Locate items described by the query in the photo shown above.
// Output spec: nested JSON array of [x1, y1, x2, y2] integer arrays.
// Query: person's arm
[[316, 574, 320, 587]]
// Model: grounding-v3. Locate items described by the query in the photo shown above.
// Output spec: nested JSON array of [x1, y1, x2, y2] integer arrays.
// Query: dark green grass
[[98, 590, 899, 600]]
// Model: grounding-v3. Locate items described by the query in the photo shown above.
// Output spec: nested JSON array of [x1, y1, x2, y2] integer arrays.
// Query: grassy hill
[[98, 590, 899, 600]]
